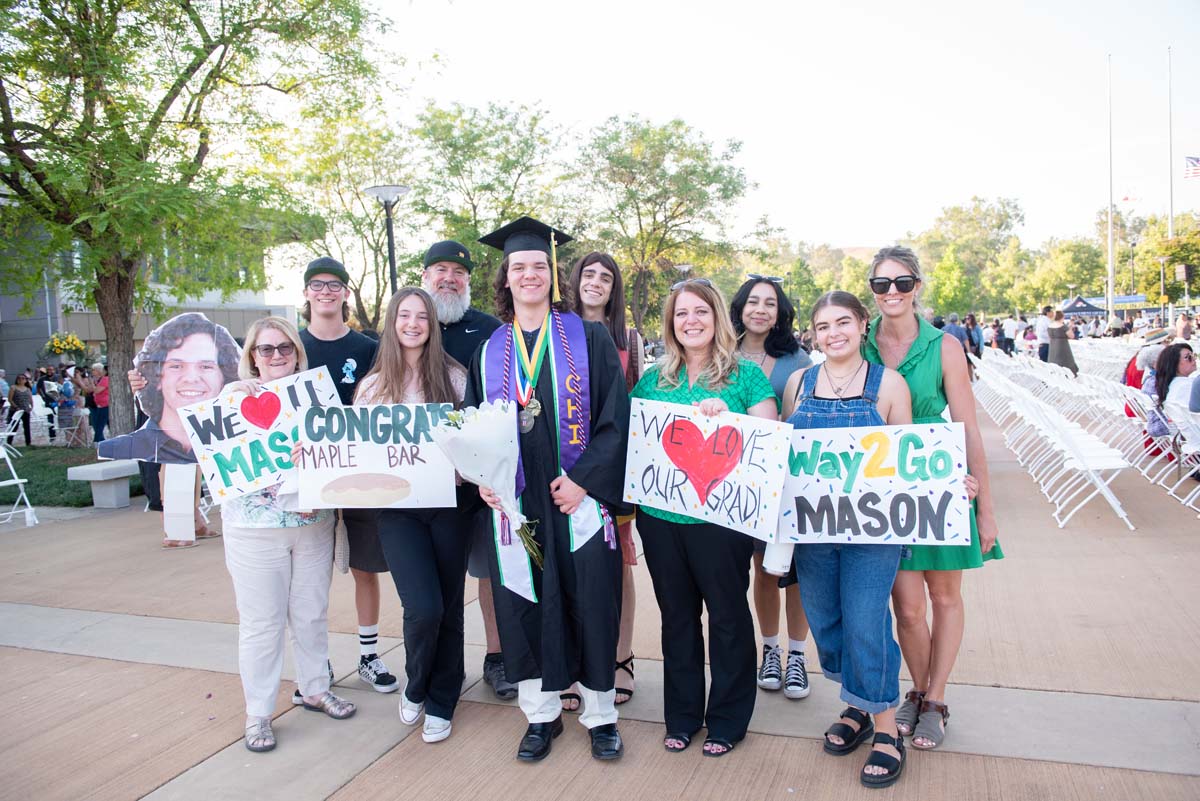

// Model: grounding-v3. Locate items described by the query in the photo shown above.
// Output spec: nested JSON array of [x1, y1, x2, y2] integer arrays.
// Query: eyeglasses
[[1182, 352, 1196, 363], [748, 274, 783, 283], [869, 275, 918, 295], [307, 279, 345, 292], [253, 343, 296, 358], [671, 278, 713, 292]]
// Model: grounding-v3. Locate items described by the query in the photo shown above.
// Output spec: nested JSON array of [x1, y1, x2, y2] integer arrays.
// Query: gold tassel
[[550, 231, 560, 303]]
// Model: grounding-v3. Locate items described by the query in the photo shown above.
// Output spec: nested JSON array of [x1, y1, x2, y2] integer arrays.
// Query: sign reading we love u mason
[[622, 398, 793, 542], [179, 368, 340, 503]]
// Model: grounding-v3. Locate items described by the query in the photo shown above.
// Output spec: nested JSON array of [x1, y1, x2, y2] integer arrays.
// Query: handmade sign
[[296, 403, 458, 509], [779, 422, 972, 546], [623, 398, 793, 542], [179, 368, 340, 503], [97, 311, 242, 464]]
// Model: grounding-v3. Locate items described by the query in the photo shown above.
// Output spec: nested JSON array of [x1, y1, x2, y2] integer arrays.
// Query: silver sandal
[[245, 717, 276, 752], [301, 690, 357, 720], [896, 690, 924, 736], [911, 699, 949, 749]]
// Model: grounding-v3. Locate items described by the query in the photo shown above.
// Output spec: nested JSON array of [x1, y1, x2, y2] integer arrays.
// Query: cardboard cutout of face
[[97, 312, 242, 464]]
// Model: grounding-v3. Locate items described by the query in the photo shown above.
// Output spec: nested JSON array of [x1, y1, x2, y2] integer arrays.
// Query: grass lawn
[[1, 447, 145, 507]]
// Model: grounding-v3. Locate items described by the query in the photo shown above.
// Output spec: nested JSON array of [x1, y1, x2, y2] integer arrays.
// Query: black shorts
[[342, 508, 388, 573]]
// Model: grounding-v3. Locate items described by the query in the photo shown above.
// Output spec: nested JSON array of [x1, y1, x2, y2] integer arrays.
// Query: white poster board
[[622, 398, 793, 542], [179, 368, 339, 504], [778, 422, 972, 546], [296, 403, 458, 509]]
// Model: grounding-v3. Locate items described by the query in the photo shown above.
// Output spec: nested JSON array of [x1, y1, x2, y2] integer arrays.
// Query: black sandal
[[615, 654, 635, 705], [860, 732, 905, 789], [663, 731, 692, 752], [559, 691, 582, 712], [702, 737, 736, 757], [824, 707, 874, 756]]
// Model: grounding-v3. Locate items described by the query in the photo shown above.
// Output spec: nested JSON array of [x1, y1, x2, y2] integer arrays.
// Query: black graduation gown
[[465, 320, 630, 692]]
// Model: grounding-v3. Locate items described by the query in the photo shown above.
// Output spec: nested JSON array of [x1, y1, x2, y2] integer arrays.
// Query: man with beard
[[420, 240, 513, 700]]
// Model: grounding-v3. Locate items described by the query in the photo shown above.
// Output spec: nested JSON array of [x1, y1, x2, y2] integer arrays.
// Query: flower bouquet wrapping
[[429, 400, 542, 568]]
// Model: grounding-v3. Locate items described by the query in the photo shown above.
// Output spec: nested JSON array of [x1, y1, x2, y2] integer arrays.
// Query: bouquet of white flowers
[[429, 400, 542, 568]]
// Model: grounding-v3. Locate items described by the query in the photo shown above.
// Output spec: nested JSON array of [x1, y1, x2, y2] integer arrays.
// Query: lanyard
[[512, 313, 551, 405]]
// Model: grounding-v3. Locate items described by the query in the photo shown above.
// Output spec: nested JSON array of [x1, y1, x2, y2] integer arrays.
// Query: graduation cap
[[479, 216, 574, 302]]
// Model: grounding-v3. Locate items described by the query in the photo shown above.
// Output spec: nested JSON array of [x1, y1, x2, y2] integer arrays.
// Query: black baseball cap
[[423, 240, 475, 272], [303, 256, 350, 284]]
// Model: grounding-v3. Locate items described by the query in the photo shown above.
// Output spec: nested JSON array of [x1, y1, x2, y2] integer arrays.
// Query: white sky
[[376, 0, 1200, 251]]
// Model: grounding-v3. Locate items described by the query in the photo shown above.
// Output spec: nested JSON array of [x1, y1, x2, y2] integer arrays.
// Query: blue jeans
[[793, 543, 902, 714], [90, 406, 109, 443]]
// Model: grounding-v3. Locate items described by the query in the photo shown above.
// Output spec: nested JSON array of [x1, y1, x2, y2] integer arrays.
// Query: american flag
[[1186, 156, 1200, 179]]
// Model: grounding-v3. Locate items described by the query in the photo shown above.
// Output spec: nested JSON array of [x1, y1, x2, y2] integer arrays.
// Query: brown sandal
[[195, 526, 222, 539], [161, 539, 198, 550]]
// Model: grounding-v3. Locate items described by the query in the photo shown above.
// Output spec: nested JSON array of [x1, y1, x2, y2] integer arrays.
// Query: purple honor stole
[[480, 311, 615, 600]]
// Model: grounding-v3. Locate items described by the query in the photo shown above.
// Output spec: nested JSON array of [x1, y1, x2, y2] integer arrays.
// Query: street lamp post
[[1129, 237, 1137, 295], [1158, 256, 1167, 322], [363, 184, 411, 295]]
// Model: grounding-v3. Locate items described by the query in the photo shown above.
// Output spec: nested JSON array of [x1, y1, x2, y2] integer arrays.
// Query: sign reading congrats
[[180, 368, 340, 503], [779, 422, 972, 546], [296, 403, 457, 509], [623, 398, 793, 542]]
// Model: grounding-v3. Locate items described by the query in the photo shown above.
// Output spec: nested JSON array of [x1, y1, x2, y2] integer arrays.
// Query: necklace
[[739, 347, 767, 365], [825, 359, 865, 398]]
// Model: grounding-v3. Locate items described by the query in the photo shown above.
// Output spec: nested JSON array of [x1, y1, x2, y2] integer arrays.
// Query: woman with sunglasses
[[729, 275, 813, 701], [631, 278, 778, 758], [863, 247, 1003, 751], [355, 288, 469, 744], [221, 317, 355, 753]]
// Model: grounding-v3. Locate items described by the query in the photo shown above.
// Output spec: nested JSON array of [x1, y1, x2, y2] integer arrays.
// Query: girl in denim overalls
[[779, 291, 912, 789]]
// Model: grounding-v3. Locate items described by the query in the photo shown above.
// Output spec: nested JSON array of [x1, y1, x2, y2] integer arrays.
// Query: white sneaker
[[399, 690, 424, 725], [422, 714, 452, 743]]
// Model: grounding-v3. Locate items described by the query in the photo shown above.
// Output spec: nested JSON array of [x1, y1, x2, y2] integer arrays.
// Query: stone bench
[[67, 460, 141, 508]]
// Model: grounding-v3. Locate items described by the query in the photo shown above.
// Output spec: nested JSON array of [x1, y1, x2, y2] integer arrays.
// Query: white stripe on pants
[[518, 679, 617, 729], [223, 516, 335, 717]]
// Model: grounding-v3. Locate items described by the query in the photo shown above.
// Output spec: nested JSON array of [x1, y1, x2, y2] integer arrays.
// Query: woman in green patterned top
[[631, 279, 777, 758], [863, 247, 1003, 751]]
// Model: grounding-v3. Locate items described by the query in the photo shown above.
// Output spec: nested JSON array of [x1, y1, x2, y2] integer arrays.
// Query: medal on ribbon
[[513, 313, 550, 433]]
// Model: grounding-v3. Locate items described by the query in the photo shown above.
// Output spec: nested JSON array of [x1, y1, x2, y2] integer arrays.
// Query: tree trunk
[[92, 254, 138, 436]]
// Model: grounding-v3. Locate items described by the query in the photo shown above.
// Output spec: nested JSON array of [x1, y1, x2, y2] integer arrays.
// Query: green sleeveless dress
[[863, 315, 1004, 571]]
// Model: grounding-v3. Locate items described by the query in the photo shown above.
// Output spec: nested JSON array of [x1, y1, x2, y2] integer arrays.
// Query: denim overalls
[[785, 362, 902, 714]]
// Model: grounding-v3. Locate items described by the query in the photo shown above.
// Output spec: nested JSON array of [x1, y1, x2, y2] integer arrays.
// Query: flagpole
[[1107, 54, 1115, 320], [1167, 46, 1174, 240]]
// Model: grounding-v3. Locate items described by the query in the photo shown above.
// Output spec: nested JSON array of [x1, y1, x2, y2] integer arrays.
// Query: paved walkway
[[1, 412, 1198, 800]]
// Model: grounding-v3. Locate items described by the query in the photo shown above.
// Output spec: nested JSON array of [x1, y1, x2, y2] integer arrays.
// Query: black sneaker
[[784, 650, 810, 699], [359, 654, 399, 693], [757, 644, 782, 691], [293, 659, 335, 705], [483, 653, 517, 700]]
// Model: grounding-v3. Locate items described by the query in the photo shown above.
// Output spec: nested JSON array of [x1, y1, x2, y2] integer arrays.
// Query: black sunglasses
[[671, 278, 714, 292], [307, 279, 345, 292], [748, 274, 783, 283], [869, 275, 918, 295], [254, 343, 296, 358]]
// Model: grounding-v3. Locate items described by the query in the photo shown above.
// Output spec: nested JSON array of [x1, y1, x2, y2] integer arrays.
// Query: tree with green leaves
[[0, 0, 376, 434], [578, 116, 749, 332], [408, 102, 564, 312], [911, 196, 1024, 311]]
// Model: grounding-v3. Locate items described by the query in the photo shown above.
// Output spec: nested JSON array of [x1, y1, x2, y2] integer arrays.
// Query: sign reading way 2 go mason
[[778, 422, 972, 546]]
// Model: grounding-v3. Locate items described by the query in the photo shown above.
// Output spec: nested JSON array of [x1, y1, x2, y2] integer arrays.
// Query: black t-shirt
[[300, 327, 378, 406], [440, 307, 501, 368]]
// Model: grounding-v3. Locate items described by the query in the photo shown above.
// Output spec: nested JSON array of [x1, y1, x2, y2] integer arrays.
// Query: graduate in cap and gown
[[465, 216, 631, 762]]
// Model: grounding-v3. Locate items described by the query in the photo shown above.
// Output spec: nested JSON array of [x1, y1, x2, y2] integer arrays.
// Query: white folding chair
[[3, 411, 24, 458], [0, 446, 37, 526]]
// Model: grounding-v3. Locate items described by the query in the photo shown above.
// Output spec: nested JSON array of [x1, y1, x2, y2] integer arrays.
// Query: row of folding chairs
[[972, 354, 1136, 530], [977, 348, 1200, 517]]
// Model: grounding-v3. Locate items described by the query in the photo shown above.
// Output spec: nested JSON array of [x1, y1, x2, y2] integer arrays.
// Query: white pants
[[223, 516, 335, 717], [518, 679, 617, 729]]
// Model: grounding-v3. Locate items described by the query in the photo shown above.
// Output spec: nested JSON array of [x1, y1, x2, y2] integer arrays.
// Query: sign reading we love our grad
[[623, 398, 793, 542], [778, 422, 972, 546], [180, 368, 340, 503], [296, 403, 458, 509]]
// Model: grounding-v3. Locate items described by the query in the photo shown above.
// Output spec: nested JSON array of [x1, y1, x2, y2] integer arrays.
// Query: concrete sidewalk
[[1, 411, 1198, 800]]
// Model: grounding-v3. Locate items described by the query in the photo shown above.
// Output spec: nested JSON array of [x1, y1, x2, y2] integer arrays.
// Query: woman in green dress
[[862, 246, 1003, 751]]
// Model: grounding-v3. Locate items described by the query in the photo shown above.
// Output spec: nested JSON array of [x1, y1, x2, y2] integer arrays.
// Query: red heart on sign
[[240, 392, 281, 430], [661, 419, 744, 506]]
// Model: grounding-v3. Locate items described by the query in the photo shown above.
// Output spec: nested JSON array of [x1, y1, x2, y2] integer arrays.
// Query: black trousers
[[8, 408, 31, 446], [637, 510, 756, 743], [1038, 343, 1050, 362], [377, 507, 469, 720]]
